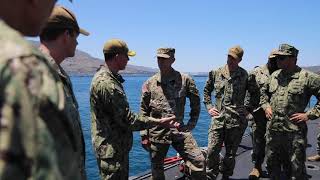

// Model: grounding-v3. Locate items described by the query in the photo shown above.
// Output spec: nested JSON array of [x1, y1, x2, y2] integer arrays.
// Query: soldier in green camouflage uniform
[[39, 6, 90, 179], [90, 39, 178, 180], [0, 0, 70, 179], [204, 46, 249, 180], [140, 48, 206, 180], [245, 50, 279, 179], [260, 44, 320, 179]]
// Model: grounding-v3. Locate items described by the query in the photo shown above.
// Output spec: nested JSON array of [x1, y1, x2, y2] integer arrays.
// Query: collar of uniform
[[223, 65, 242, 79], [290, 66, 302, 79], [261, 64, 270, 75], [279, 66, 301, 79], [101, 65, 125, 83], [39, 48, 68, 79], [156, 70, 178, 85]]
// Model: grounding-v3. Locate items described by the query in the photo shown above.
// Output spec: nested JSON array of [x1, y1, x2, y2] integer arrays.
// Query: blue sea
[[71, 75, 317, 180]]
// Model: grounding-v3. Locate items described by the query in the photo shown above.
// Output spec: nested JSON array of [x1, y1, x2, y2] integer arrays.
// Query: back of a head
[[0, 0, 73, 36], [40, 5, 89, 42]]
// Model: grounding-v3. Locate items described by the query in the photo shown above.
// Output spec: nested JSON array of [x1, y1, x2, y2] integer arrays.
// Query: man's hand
[[265, 107, 273, 120], [208, 107, 220, 117], [141, 135, 150, 152], [151, 115, 180, 128], [290, 113, 309, 123]]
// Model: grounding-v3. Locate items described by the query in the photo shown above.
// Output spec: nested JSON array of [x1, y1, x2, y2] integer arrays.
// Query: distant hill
[[29, 41, 157, 75], [302, 66, 320, 74], [60, 49, 158, 75], [30, 41, 320, 75]]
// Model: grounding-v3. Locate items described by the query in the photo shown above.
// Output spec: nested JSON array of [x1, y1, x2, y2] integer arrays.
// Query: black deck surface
[[130, 119, 320, 180]]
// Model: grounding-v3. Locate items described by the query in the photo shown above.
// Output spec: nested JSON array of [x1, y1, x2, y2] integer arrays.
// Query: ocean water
[[71, 75, 317, 180]]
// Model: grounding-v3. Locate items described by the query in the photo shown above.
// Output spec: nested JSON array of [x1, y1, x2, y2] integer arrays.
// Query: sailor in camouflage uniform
[[140, 48, 206, 180], [204, 46, 249, 180], [90, 39, 178, 180], [245, 50, 279, 179], [0, 0, 72, 179], [260, 44, 320, 179], [39, 6, 89, 179]]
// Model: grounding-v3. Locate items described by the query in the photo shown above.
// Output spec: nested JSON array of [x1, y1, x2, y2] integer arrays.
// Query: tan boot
[[248, 168, 260, 179], [307, 154, 320, 161]]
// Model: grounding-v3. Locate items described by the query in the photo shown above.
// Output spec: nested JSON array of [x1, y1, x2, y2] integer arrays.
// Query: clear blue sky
[[58, 0, 320, 72]]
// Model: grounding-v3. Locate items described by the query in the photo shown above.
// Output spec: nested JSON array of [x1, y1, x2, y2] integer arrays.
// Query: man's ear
[[61, 30, 70, 42]]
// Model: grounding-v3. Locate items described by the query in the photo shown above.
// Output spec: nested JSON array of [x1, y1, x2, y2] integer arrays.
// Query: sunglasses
[[277, 56, 289, 61]]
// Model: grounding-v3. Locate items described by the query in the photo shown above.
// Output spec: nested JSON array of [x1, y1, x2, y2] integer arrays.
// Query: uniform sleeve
[[305, 73, 320, 120], [186, 77, 200, 127], [260, 76, 271, 111], [94, 82, 152, 132], [245, 73, 260, 112], [139, 82, 151, 137], [0, 58, 62, 179], [203, 70, 215, 111]]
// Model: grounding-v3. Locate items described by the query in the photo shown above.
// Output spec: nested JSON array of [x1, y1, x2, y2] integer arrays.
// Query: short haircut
[[40, 28, 77, 42], [103, 53, 117, 62]]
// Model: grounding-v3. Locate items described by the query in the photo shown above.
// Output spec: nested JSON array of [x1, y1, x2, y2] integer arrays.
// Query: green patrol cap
[[274, 44, 299, 57], [228, 45, 244, 61], [44, 6, 89, 36], [103, 39, 136, 57], [157, 48, 175, 59]]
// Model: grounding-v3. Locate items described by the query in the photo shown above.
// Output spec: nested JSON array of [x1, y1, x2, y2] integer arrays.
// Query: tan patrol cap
[[228, 45, 244, 61], [44, 5, 89, 36], [103, 39, 136, 57], [157, 48, 175, 59]]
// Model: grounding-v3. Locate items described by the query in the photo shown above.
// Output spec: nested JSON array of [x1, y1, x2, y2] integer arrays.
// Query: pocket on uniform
[[269, 82, 278, 93], [288, 84, 304, 95], [149, 100, 162, 118], [214, 82, 225, 96]]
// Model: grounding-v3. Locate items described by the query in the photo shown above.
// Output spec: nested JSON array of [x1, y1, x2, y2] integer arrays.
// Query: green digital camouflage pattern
[[203, 65, 249, 130], [260, 66, 320, 179], [204, 65, 249, 177], [245, 65, 270, 112], [245, 64, 271, 167], [249, 109, 267, 168], [260, 67, 320, 132], [43, 51, 87, 179], [139, 70, 206, 180], [90, 65, 154, 180], [265, 130, 307, 179], [207, 127, 243, 178], [0, 20, 63, 179]]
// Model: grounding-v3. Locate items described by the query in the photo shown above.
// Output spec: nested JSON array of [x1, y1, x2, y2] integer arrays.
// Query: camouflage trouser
[[96, 149, 129, 180], [206, 127, 243, 178], [149, 132, 206, 180], [317, 131, 320, 155], [266, 130, 308, 180], [251, 108, 267, 168]]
